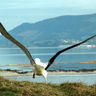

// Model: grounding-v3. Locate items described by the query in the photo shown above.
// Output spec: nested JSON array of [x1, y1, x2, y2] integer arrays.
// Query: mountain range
[[0, 14, 96, 47]]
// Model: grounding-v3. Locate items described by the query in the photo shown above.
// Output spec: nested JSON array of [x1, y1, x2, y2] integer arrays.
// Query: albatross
[[0, 23, 96, 84]]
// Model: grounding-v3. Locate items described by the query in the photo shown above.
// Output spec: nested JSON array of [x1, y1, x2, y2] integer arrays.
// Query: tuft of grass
[[60, 82, 96, 96], [0, 76, 96, 96]]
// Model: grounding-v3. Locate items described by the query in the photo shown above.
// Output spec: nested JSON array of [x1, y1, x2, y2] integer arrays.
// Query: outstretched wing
[[45, 35, 96, 70], [0, 23, 35, 65]]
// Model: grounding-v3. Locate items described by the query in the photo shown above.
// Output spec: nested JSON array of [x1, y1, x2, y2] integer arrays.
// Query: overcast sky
[[1, 0, 96, 31]]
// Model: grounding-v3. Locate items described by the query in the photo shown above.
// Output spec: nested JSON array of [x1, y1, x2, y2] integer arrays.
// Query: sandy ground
[[0, 70, 96, 77], [0, 60, 96, 76]]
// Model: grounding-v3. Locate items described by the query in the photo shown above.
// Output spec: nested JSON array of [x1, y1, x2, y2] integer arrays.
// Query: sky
[[0, 0, 96, 31]]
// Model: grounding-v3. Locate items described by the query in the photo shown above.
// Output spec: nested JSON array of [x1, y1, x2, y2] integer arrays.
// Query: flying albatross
[[0, 23, 96, 84]]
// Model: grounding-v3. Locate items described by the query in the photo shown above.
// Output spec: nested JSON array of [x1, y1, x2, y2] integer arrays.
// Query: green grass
[[0, 76, 96, 96]]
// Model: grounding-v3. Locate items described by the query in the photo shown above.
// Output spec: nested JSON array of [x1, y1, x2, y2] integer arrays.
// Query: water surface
[[0, 46, 96, 71]]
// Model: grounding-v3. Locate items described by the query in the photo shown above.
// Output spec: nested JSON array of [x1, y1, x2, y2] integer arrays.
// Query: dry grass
[[0, 76, 96, 96]]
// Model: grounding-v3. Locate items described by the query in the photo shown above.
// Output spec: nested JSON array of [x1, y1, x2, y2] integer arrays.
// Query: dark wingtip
[[45, 34, 96, 70]]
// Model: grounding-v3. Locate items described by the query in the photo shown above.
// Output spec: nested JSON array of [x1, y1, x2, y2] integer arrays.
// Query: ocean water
[[5, 73, 96, 85], [0, 45, 96, 71]]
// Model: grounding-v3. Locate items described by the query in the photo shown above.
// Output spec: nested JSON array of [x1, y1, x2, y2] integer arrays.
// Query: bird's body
[[33, 58, 48, 83], [34, 65, 48, 83], [0, 23, 96, 84], [34, 64, 45, 75]]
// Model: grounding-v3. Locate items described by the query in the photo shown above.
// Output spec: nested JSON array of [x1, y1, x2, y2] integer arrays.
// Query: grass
[[0, 76, 96, 96]]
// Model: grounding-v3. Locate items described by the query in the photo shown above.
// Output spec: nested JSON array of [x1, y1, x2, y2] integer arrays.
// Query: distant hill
[[0, 14, 96, 47]]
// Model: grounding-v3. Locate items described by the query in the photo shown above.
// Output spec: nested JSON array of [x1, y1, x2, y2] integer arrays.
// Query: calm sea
[[0, 45, 96, 72]]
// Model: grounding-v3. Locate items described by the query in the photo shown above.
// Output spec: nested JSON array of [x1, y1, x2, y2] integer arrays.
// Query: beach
[[0, 60, 96, 85], [0, 60, 96, 76], [0, 69, 96, 85], [0, 70, 96, 77]]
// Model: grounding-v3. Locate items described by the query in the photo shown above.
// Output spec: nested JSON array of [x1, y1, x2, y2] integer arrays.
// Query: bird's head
[[34, 58, 47, 68], [35, 58, 41, 64]]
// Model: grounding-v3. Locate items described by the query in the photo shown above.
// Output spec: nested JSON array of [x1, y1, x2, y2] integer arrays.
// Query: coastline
[[2, 60, 96, 67], [0, 70, 96, 77], [0, 60, 96, 76]]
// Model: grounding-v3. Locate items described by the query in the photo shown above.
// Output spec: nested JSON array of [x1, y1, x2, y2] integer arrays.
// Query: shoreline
[[0, 60, 96, 67], [0, 70, 96, 77], [0, 60, 96, 76]]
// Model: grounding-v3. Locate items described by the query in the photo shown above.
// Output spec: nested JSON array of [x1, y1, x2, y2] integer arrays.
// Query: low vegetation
[[0, 76, 96, 96]]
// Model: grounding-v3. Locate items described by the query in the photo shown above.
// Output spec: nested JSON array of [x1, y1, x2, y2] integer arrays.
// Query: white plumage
[[33, 58, 48, 83], [34, 58, 47, 68]]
